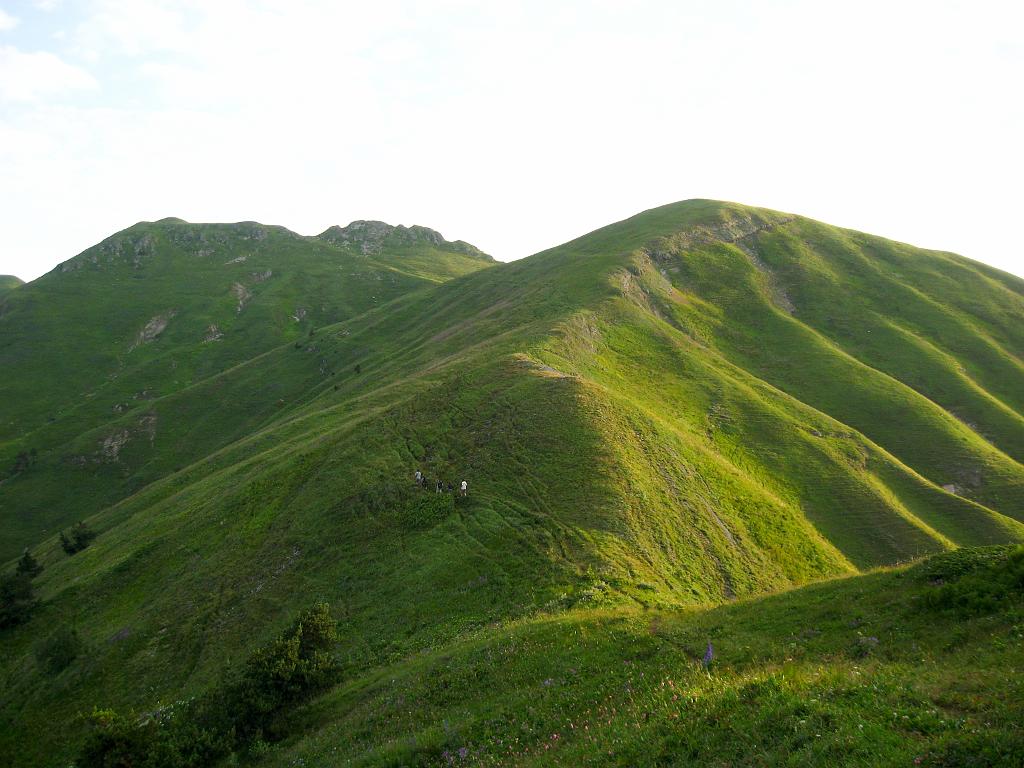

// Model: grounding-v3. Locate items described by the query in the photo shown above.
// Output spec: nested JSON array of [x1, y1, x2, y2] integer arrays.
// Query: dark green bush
[[35, 625, 84, 674], [919, 545, 1015, 583], [15, 548, 43, 578], [60, 521, 97, 555], [921, 546, 1024, 617], [78, 601, 338, 767], [397, 493, 455, 529], [0, 572, 35, 629]]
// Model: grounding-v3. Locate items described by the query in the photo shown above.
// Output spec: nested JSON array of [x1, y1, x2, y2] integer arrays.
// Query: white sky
[[1, 0, 1022, 282]]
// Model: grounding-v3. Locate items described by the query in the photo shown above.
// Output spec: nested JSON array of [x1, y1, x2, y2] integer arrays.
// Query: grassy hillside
[[1, 200, 1022, 766], [267, 545, 1024, 766], [0, 219, 493, 558]]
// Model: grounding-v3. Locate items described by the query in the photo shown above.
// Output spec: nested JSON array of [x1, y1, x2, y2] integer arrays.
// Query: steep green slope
[[0, 219, 492, 558], [1, 200, 1023, 766]]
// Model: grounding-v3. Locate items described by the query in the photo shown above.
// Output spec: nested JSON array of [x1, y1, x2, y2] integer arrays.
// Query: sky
[[1, 0, 1022, 282]]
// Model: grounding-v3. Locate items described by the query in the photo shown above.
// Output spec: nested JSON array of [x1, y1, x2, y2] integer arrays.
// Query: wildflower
[[702, 641, 714, 668]]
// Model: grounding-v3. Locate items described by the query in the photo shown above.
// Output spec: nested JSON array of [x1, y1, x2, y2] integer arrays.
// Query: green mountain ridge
[[0, 275, 23, 297], [0, 217, 493, 555], [1, 200, 1023, 766]]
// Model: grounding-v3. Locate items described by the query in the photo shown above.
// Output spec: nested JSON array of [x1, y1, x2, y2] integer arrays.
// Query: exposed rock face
[[62, 232, 157, 272], [57, 219, 294, 273], [99, 429, 130, 462], [138, 413, 158, 445], [165, 220, 271, 247], [232, 282, 252, 313], [316, 220, 490, 259], [129, 310, 177, 351], [203, 324, 224, 343]]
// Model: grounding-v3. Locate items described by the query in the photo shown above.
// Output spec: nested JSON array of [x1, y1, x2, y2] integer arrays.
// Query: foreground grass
[[265, 547, 1024, 767]]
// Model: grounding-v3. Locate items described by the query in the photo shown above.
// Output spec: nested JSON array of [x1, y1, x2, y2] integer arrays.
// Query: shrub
[[77, 601, 339, 766], [78, 709, 155, 768], [228, 599, 339, 740], [397, 493, 454, 529], [36, 625, 84, 674], [60, 521, 97, 555], [0, 572, 35, 629], [921, 546, 1024, 617], [16, 548, 43, 578]]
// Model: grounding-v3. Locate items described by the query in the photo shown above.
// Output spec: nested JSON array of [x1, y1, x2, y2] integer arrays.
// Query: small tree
[[0, 572, 35, 629], [16, 548, 43, 578], [231, 600, 339, 738], [11, 449, 34, 475], [36, 625, 83, 674], [60, 521, 97, 555], [76, 601, 339, 766], [78, 709, 155, 768]]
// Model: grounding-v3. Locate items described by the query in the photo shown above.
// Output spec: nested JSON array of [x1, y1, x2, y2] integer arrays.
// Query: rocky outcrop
[[129, 310, 176, 351], [232, 282, 252, 313], [57, 219, 297, 273], [317, 220, 491, 259]]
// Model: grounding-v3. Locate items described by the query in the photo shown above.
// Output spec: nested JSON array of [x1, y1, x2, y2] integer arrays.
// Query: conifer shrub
[[59, 521, 97, 555], [35, 625, 84, 674], [0, 572, 36, 629], [77, 601, 338, 767], [15, 548, 43, 578]]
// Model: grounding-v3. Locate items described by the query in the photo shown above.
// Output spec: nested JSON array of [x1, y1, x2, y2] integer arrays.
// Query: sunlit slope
[[0, 219, 492, 557], [0, 218, 492, 441], [628, 204, 1024, 515], [267, 546, 1024, 767], [2, 200, 1023, 765]]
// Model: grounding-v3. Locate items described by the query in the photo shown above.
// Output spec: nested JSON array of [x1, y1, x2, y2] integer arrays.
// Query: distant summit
[[0, 274, 23, 296], [317, 220, 491, 260]]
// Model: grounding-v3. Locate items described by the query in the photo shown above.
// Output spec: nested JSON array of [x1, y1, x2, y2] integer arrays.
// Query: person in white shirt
[[460, 480, 468, 497]]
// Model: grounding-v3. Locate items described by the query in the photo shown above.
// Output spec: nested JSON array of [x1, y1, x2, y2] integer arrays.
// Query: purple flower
[[702, 641, 714, 668], [458, 746, 469, 760]]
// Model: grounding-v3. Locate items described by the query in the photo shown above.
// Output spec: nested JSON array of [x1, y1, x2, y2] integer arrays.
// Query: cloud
[[0, 0, 1022, 281], [0, 9, 19, 31], [0, 46, 97, 101]]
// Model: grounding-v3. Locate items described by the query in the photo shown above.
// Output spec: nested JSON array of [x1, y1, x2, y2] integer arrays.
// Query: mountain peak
[[317, 220, 491, 260], [0, 274, 24, 295]]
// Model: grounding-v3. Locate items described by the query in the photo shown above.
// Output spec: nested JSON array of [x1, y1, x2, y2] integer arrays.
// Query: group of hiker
[[414, 469, 468, 497]]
